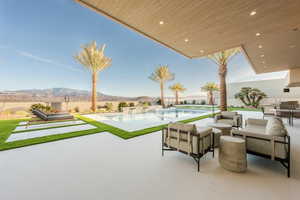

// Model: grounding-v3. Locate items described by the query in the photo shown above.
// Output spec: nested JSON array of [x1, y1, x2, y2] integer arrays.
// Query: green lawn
[[0, 119, 26, 144], [13, 122, 87, 133], [228, 107, 261, 112], [175, 105, 215, 110], [0, 118, 104, 151], [0, 112, 215, 151], [76, 113, 214, 139], [175, 105, 261, 112]]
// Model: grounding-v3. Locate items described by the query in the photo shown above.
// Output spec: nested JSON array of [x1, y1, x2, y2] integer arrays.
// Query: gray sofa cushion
[[216, 119, 234, 126], [221, 111, 238, 119]]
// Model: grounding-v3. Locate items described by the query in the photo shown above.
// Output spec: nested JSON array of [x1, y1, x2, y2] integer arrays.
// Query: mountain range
[[0, 88, 155, 102]]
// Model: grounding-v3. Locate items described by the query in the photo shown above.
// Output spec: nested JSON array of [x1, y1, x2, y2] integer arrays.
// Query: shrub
[[141, 102, 151, 107], [183, 100, 187, 104], [200, 100, 206, 105], [30, 103, 51, 112], [156, 99, 161, 105], [74, 106, 80, 113], [129, 102, 135, 107], [105, 103, 113, 111], [118, 102, 128, 112], [192, 100, 196, 104], [30, 103, 44, 111]]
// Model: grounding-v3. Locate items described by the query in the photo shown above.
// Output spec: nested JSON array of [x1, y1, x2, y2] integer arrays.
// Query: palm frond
[[149, 65, 174, 83], [201, 82, 219, 92], [74, 41, 112, 73], [207, 47, 240, 65], [169, 83, 186, 93]]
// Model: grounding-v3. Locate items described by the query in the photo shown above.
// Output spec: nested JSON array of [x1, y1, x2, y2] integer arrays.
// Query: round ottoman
[[219, 136, 247, 173]]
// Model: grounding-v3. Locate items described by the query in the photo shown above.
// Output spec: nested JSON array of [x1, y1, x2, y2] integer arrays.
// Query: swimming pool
[[84, 108, 215, 132]]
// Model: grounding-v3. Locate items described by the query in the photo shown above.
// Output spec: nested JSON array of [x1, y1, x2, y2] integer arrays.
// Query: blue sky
[[0, 0, 255, 97]]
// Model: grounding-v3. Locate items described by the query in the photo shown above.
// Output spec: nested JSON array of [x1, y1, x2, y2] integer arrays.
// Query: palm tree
[[207, 48, 240, 111], [169, 83, 186, 105], [149, 65, 174, 108], [201, 82, 219, 105], [74, 41, 112, 112]]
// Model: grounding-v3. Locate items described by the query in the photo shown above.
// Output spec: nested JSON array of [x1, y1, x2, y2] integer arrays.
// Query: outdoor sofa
[[32, 109, 74, 121], [231, 117, 291, 177], [214, 111, 243, 128], [162, 122, 214, 171]]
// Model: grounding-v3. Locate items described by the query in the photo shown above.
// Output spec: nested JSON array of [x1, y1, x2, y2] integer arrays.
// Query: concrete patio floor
[[0, 111, 299, 200]]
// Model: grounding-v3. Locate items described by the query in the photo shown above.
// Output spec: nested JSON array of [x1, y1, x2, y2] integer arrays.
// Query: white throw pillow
[[265, 117, 287, 136]]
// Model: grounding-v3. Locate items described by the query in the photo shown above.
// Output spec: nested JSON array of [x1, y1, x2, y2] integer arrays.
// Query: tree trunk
[[160, 82, 165, 108], [175, 91, 179, 105], [219, 64, 227, 111], [91, 72, 98, 112], [208, 91, 213, 105]]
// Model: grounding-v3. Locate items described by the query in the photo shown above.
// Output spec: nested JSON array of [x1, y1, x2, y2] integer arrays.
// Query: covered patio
[[0, 111, 299, 199], [1, 1, 299, 199]]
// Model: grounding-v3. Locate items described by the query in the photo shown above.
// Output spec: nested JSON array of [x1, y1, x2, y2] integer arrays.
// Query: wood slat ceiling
[[75, 0, 300, 74]]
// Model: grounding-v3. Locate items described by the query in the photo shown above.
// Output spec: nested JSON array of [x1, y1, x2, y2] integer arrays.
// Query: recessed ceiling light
[[260, 54, 264, 58], [263, 66, 267, 68], [184, 38, 189, 42], [159, 21, 164, 25], [258, 45, 263, 48], [200, 50, 204, 53], [289, 45, 296, 48], [250, 10, 257, 16], [262, 61, 265, 64], [256, 32, 261, 36]]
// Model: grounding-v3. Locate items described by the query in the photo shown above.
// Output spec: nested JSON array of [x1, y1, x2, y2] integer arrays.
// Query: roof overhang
[[75, 0, 300, 74]]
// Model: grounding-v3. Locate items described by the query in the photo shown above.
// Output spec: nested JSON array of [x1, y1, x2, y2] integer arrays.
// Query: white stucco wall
[[226, 78, 300, 106]]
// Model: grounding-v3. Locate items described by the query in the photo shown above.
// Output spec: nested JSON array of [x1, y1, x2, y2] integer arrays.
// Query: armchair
[[214, 111, 243, 128], [162, 122, 214, 171], [231, 117, 290, 177]]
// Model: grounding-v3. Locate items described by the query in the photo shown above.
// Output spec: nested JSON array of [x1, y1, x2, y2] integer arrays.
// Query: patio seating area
[[0, 111, 299, 199], [1, 1, 300, 199]]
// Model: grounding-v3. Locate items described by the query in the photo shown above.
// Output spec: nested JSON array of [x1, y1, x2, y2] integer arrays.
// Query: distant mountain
[[0, 88, 155, 102]]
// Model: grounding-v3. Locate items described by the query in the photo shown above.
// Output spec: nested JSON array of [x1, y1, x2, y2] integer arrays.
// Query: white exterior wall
[[226, 78, 300, 106]]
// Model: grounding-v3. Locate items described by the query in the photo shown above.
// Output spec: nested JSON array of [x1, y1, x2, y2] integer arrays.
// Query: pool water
[[84, 108, 215, 132]]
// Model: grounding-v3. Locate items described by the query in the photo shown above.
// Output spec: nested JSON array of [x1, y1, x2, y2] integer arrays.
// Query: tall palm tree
[[207, 48, 240, 111], [149, 65, 174, 108], [169, 83, 186, 105], [74, 41, 112, 112], [201, 82, 219, 105]]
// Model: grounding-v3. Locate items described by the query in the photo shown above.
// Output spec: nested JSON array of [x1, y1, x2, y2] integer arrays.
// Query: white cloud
[[16, 50, 83, 72]]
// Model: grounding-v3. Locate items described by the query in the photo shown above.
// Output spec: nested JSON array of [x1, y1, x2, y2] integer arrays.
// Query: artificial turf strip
[[0, 113, 214, 151], [228, 107, 261, 112], [76, 113, 214, 139], [17, 118, 77, 126], [0, 119, 27, 144], [0, 127, 104, 151], [13, 122, 87, 134]]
